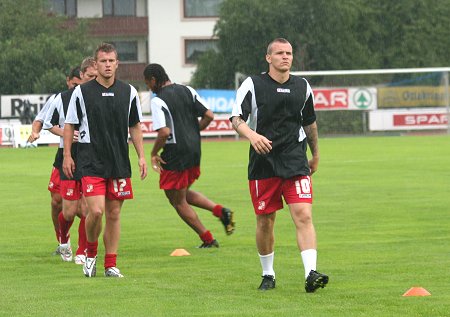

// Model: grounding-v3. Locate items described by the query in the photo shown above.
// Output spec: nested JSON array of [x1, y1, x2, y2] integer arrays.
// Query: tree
[[0, 0, 93, 94], [366, 0, 450, 69], [191, 0, 374, 88], [191, 0, 450, 89]]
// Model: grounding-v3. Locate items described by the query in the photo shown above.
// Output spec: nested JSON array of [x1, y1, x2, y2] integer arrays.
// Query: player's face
[[81, 66, 97, 83], [66, 76, 82, 89], [266, 42, 293, 73], [95, 51, 118, 79]]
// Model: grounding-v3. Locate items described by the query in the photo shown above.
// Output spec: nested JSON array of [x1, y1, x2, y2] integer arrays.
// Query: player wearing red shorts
[[143, 63, 235, 248], [44, 57, 97, 264], [63, 43, 147, 278], [27, 68, 82, 253], [231, 38, 328, 293]]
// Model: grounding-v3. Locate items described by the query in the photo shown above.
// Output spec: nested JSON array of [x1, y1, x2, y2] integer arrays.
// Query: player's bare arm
[[231, 116, 245, 130], [62, 123, 76, 179], [304, 122, 320, 174], [28, 120, 43, 143], [129, 123, 148, 180], [48, 126, 64, 137], [231, 116, 272, 155], [198, 109, 214, 131], [150, 127, 170, 174]]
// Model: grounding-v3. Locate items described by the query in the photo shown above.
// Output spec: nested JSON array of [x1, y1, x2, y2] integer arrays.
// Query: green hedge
[[316, 110, 366, 135]]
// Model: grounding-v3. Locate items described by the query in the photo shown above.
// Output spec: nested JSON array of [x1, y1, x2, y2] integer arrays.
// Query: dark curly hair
[[143, 63, 170, 94]]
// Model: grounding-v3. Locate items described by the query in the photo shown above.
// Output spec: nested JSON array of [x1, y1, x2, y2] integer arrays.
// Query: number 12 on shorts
[[113, 178, 127, 192]]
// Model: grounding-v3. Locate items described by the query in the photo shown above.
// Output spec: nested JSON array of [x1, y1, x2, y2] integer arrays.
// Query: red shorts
[[160, 166, 200, 190], [48, 167, 61, 193], [249, 175, 313, 215], [60, 180, 82, 201], [81, 177, 134, 200]]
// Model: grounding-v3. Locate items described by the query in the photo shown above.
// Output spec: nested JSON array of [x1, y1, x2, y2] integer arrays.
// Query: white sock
[[301, 249, 317, 278], [259, 252, 275, 278]]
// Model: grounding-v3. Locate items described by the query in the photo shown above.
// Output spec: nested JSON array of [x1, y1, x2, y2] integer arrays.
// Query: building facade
[[49, 0, 223, 89], [148, 0, 221, 84]]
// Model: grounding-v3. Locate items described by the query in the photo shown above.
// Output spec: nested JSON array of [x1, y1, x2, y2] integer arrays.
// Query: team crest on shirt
[[102, 92, 114, 97], [277, 88, 290, 93], [86, 184, 94, 193], [258, 201, 266, 211], [49, 182, 54, 188]]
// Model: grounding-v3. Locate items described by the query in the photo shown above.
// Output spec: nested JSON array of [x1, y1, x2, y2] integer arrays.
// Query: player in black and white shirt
[[230, 38, 328, 293], [43, 57, 97, 265], [63, 43, 147, 278], [144, 63, 235, 248], [26, 67, 82, 254]]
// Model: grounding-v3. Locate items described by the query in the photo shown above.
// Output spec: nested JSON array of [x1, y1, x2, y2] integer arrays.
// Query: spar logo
[[393, 113, 448, 126], [353, 88, 373, 109]]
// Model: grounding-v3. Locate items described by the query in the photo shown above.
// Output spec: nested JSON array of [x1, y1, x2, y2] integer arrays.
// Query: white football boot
[[74, 254, 86, 265], [59, 243, 73, 262], [104, 267, 124, 278], [83, 256, 97, 277]]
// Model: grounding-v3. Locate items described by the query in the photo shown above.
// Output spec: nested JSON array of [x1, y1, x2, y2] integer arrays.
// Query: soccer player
[[43, 57, 97, 264], [143, 63, 235, 248], [63, 43, 147, 278], [27, 67, 82, 253], [230, 38, 328, 293]]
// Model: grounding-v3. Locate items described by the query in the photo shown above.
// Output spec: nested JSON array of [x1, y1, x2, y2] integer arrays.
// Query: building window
[[112, 41, 138, 62], [185, 39, 218, 64], [49, 0, 76, 17], [184, 0, 223, 18], [103, 0, 136, 16]]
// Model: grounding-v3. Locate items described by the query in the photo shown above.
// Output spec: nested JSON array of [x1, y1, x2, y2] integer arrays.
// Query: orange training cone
[[402, 287, 431, 297], [170, 249, 191, 256]]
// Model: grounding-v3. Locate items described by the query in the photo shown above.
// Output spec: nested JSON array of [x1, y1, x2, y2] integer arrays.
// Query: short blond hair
[[80, 57, 95, 73]]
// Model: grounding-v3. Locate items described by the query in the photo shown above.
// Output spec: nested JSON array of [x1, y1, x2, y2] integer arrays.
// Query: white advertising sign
[[369, 108, 448, 131], [1, 93, 151, 118], [1, 94, 51, 119]]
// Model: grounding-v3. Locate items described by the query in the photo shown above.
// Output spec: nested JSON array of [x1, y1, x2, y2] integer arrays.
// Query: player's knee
[[297, 213, 313, 227], [105, 209, 120, 221], [89, 207, 104, 219], [51, 200, 62, 211]]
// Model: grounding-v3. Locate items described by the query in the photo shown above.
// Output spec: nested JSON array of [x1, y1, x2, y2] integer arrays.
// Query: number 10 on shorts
[[295, 176, 311, 199]]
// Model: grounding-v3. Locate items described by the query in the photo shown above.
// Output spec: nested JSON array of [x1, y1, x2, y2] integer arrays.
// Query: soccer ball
[[21, 142, 37, 148]]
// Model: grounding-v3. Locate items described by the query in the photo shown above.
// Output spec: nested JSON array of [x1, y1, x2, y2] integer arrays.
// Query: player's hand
[[139, 157, 147, 180], [151, 155, 166, 174], [73, 130, 79, 143], [27, 131, 40, 143], [62, 156, 75, 179], [248, 132, 272, 155], [308, 156, 319, 175]]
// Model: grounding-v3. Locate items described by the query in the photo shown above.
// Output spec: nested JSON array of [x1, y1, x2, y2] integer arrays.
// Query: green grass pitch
[[1, 135, 450, 316]]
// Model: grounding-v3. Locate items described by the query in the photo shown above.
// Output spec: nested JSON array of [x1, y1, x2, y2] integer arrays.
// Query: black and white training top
[[65, 79, 142, 179], [231, 73, 316, 180], [151, 83, 209, 171], [33, 93, 59, 167], [43, 88, 80, 179], [34, 94, 57, 123]]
